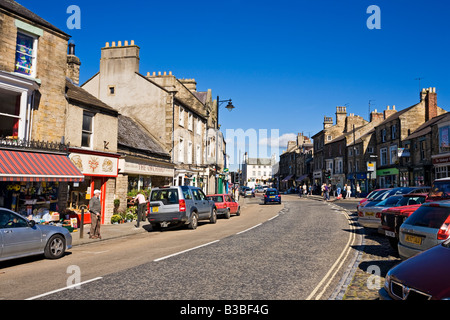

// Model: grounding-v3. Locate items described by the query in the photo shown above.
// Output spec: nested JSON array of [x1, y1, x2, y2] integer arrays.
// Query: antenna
[[369, 100, 375, 118], [415, 77, 424, 91]]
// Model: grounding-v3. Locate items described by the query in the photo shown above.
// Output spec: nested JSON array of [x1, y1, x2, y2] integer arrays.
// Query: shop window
[[82, 111, 93, 148], [15, 32, 38, 77], [0, 90, 21, 139]]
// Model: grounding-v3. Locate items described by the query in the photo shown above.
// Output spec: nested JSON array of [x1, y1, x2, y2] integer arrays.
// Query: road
[[0, 195, 358, 302]]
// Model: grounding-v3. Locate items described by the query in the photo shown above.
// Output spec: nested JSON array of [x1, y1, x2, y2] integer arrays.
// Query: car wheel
[[188, 213, 198, 229], [236, 207, 241, 216], [44, 234, 66, 259], [225, 208, 231, 219], [210, 208, 217, 224]]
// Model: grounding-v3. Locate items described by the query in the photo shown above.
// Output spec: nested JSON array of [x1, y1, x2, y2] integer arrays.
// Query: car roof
[[423, 200, 450, 207], [402, 193, 427, 197]]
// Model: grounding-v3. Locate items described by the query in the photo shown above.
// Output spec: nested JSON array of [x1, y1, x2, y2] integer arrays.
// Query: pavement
[[70, 194, 401, 300]]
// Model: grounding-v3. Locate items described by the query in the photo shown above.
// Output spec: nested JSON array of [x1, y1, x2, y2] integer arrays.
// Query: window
[[367, 147, 374, 154], [381, 129, 386, 142], [380, 148, 387, 166], [327, 135, 332, 141], [391, 124, 397, 140], [0, 210, 28, 228], [0, 91, 21, 139], [82, 112, 93, 148], [420, 140, 426, 160], [439, 125, 450, 153], [390, 145, 398, 164], [187, 140, 192, 164], [179, 107, 184, 127], [188, 113, 193, 131], [108, 86, 115, 95], [196, 119, 201, 135], [15, 32, 38, 77], [179, 138, 184, 162], [196, 144, 201, 165]]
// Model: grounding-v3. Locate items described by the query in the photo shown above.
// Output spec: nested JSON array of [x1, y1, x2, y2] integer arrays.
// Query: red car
[[379, 193, 428, 249], [380, 238, 450, 300], [207, 194, 240, 219]]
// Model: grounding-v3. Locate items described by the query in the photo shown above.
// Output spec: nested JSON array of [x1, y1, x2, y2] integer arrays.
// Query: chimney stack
[[370, 109, 384, 123], [425, 87, 437, 121], [323, 116, 333, 129], [66, 41, 81, 85], [383, 105, 397, 119], [335, 106, 347, 126]]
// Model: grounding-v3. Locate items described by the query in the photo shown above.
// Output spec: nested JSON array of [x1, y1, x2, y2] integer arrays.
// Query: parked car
[[147, 186, 217, 230], [358, 189, 392, 211], [428, 177, 450, 201], [255, 186, 265, 193], [380, 238, 450, 300], [358, 187, 429, 212], [379, 193, 428, 249], [398, 201, 450, 260], [0, 208, 72, 262], [263, 188, 281, 205], [207, 194, 240, 219], [356, 189, 387, 211], [244, 188, 255, 198], [358, 195, 403, 228]]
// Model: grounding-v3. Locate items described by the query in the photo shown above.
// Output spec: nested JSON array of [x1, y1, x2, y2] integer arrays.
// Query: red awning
[[0, 149, 84, 182]]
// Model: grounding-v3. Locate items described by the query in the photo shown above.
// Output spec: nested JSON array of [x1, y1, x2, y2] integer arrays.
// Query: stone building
[[81, 41, 221, 193], [374, 88, 446, 188], [0, 0, 85, 216]]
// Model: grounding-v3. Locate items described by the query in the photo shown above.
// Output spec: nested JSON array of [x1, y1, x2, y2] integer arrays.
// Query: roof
[[247, 158, 273, 165], [0, 0, 70, 37], [65, 79, 118, 115], [117, 115, 170, 159], [405, 112, 450, 140]]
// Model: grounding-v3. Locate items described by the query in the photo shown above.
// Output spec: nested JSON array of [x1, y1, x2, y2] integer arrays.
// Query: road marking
[[153, 240, 220, 262], [267, 214, 279, 221], [236, 223, 262, 235], [26, 277, 103, 300], [306, 209, 356, 300]]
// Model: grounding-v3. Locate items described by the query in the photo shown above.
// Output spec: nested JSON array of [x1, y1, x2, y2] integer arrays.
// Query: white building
[[242, 153, 277, 188]]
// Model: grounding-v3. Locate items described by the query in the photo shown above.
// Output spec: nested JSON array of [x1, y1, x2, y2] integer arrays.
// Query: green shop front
[[377, 168, 399, 188]]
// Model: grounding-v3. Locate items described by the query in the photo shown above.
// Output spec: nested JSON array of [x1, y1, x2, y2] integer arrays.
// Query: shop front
[[377, 167, 399, 188], [432, 154, 450, 180], [68, 148, 119, 225], [0, 146, 84, 227]]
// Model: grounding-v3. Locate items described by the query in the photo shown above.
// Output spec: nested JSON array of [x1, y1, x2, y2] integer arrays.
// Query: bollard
[[79, 205, 87, 239]]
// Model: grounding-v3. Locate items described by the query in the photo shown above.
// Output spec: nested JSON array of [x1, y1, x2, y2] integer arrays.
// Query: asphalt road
[[30, 195, 355, 301]]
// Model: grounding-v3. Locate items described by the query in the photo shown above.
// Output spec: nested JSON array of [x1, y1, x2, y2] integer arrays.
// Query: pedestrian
[[133, 191, 147, 228], [356, 183, 361, 198], [89, 189, 102, 239], [347, 184, 352, 198], [303, 184, 307, 196], [337, 185, 341, 199]]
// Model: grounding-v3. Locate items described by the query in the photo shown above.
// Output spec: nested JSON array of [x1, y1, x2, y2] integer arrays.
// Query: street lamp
[[215, 96, 236, 193]]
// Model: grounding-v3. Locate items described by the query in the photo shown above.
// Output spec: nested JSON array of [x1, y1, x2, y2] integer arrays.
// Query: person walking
[[89, 189, 102, 239], [346, 184, 352, 198], [133, 191, 147, 228]]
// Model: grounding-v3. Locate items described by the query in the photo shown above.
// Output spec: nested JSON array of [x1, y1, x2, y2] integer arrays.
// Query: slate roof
[[65, 79, 118, 115], [118, 115, 171, 159], [0, 0, 70, 37]]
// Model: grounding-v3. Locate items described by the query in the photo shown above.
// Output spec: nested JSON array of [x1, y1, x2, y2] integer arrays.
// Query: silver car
[[0, 208, 72, 262], [398, 201, 450, 260], [147, 186, 217, 230]]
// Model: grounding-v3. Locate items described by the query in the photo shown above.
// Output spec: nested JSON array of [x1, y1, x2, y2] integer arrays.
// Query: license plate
[[405, 234, 422, 245], [151, 207, 159, 213], [365, 212, 375, 217], [270, 196, 275, 198], [385, 230, 396, 238]]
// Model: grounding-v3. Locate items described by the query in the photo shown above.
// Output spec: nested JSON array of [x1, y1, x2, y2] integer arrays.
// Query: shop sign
[[70, 152, 118, 177], [433, 155, 450, 165], [120, 159, 174, 177], [376, 168, 399, 176], [397, 148, 410, 157]]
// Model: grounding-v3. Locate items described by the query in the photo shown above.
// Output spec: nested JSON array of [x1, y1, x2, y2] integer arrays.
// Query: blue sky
[[17, 0, 450, 168]]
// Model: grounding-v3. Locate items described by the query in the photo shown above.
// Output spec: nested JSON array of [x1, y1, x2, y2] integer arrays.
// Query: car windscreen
[[266, 190, 278, 195], [404, 205, 450, 229], [373, 190, 390, 200], [396, 196, 426, 206], [209, 196, 224, 202], [378, 196, 402, 207], [150, 189, 179, 204], [429, 181, 450, 199]]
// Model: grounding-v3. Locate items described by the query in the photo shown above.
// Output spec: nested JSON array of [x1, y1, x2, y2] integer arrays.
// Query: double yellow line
[[306, 208, 357, 300]]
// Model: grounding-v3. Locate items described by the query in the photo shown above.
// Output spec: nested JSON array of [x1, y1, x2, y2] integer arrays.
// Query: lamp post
[[215, 96, 235, 193]]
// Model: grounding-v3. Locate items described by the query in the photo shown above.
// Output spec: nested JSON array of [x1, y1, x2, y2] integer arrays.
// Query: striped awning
[[0, 149, 84, 182]]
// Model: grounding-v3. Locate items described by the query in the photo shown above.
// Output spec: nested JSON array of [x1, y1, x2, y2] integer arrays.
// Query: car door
[[0, 209, 42, 258], [226, 195, 237, 214], [192, 188, 209, 218]]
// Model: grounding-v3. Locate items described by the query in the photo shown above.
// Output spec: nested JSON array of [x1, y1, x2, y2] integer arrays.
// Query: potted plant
[[111, 214, 122, 224], [126, 213, 134, 222]]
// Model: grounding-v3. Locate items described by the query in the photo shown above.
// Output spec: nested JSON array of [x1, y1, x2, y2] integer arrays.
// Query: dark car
[[379, 193, 428, 249], [263, 188, 281, 205], [380, 238, 450, 300]]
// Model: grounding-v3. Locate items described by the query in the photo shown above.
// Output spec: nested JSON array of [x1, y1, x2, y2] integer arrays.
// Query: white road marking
[[236, 223, 262, 235], [153, 240, 220, 262], [267, 214, 279, 221], [26, 277, 103, 300]]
